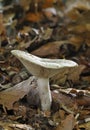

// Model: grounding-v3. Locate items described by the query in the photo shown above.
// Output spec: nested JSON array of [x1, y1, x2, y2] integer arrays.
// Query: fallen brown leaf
[[31, 40, 70, 58], [54, 114, 75, 130], [51, 65, 85, 85], [0, 76, 36, 109]]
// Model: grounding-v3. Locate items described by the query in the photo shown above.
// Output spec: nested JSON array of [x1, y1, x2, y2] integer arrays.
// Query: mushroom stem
[[37, 77, 52, 111]]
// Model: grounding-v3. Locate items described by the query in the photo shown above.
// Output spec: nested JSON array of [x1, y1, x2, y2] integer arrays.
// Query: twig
[[9, 123, 34, 130], [61, 104, 74, 114]]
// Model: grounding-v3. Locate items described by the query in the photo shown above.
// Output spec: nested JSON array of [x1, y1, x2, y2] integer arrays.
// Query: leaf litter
[[0, 0, 90, 130]]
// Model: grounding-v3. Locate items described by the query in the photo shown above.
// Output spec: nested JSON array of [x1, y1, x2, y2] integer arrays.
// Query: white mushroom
[[11, 50, 78, 111]]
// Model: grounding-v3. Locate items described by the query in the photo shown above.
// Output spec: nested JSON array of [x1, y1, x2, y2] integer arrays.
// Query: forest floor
[[0, 0, 90, 130]]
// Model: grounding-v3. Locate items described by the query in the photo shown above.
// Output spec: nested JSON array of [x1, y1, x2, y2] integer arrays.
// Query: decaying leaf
[[79, 122, 90, 130], [52, 91, 75, 111], [51, 65, 85, 85], [65, 0, 90, 20], [0, 76, 36, 109], [54, 114, 75, 130], [31, 40, 70, 58], [67, 65, 85, 83], [25, 12, 43, 22]]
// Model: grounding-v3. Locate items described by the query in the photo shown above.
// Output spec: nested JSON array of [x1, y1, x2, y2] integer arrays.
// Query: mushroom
[[11, 50, 78, 111]]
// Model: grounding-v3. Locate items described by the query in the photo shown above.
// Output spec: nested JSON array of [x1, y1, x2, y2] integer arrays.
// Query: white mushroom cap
[[11, 50, 78, 78]]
